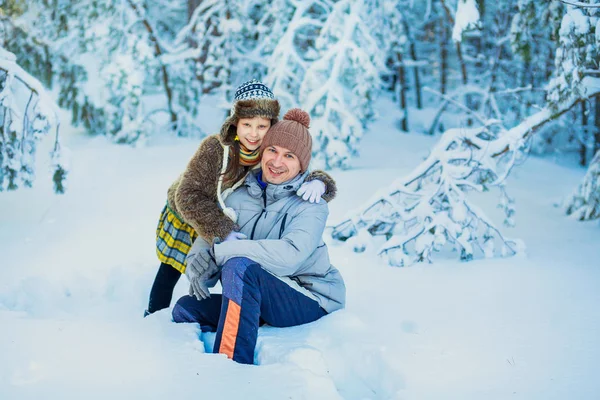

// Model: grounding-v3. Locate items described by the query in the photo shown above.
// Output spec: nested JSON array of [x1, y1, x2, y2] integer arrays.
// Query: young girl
[[145, 80, 336, 316]]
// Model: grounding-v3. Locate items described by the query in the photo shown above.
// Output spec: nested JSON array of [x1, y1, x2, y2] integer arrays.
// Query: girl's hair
[[222, 140, 243, 184]]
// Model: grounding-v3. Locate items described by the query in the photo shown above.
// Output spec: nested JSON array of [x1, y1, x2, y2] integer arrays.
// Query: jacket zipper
[[251, 188, 268, 240], [250, 210, 264, 240], [278, 213, 288, 239]]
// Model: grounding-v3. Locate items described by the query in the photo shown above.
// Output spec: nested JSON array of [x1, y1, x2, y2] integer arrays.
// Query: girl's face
[[236, 117, 271, 151]]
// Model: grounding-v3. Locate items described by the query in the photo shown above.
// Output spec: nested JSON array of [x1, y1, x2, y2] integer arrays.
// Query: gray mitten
[[189, 278, 210, 301], [186, 241, 219, 300]]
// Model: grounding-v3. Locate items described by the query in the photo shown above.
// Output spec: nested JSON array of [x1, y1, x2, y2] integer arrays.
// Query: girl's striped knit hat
[[234, 79, 275, 101], [220, 79, 280, 144]]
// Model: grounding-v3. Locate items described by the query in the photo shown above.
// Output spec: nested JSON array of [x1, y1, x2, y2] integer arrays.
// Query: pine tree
[[511, 0, 563, 88], [300, 0, 383, 169], [174, 0, 245, 104], [557, 1, 600, 220], [565, 149, 600, 220], [547, 5, 598, 109], [265, 0, 331, 111]]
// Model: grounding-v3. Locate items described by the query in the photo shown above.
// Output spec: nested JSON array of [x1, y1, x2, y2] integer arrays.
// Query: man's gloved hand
[[185, 245, 218, 300], [297, 180, 325, 203], [224, 231, 247, 242], [189, 279, 210, 301]]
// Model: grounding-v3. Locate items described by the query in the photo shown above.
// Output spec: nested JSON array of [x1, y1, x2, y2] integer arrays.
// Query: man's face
[[235, 117, 271, 151], [261, 145, 302, 184]]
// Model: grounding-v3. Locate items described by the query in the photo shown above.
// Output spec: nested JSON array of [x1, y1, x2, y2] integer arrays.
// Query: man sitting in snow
[[172, 108, 346, 365]]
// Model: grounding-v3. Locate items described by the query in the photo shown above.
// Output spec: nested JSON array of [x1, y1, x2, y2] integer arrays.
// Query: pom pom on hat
[[283, 108, 310, 128], [261, 108, 313, 171]]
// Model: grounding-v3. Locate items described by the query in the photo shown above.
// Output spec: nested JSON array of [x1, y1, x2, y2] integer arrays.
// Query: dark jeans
[[147, 262, 181, 315], [173, 257, 327, 364]]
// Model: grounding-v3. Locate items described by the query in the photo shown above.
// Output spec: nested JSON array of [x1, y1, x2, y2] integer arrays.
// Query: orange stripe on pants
[[219, 299, 241, 359]]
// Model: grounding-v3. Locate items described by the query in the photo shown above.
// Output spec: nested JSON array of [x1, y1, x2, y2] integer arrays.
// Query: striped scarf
[[238, 141, 261, 166]]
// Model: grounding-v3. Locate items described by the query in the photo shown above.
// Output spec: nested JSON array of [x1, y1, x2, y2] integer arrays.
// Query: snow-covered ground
[[1, 96, 599, 399]]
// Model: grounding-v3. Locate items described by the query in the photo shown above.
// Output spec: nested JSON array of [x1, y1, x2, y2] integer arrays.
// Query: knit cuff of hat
[[262, 132, 311, 171]]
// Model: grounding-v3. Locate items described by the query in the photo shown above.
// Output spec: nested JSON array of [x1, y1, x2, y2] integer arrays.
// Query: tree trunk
[[402, 19, 422, 109], [440, 17, 448, 95], [410, 41, 422, 109], [397, 51, 408, 131], [477, 0, 485, 18], [581, 102, 588, 166], [595, 96, 600, 156], [188, 0, 202, 22], [455, 42, 468, 87], [438, 0, 469, 85]]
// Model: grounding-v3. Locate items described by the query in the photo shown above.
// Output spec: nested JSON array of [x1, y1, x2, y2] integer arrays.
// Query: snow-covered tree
[[171, 0, 285, 115], [511, 0, 563, 87], [84, 0, 180, 142], [331, 1, 600, 266], [451, 0, 481, 42], [237, 0, 288, 81], [3, 0, 199, 143], [265, 0, 332, 111], [0, 47, 66, 193], [331, 79, 600, 266], [373, 0, 411, 129], [331, 123, 526, 266], [300, 0, 383, 169], [547, 4, 599, 109], [565, 149, 600, 220], [173, 0, 238, 98], [557, 1, 600, 220]]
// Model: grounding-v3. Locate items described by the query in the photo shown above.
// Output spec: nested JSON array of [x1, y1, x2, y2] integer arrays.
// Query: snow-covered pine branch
[[265, 0, 332, 112], [174, 0, 238, 98], [564, 149, 600, 220], [331, 77, 600, 266], [299, 0, 383, 169], [452, 0, 481, 42], [547, 5, 599, 109], [559, 0, 600, 8], [0, 47, 66, 193]]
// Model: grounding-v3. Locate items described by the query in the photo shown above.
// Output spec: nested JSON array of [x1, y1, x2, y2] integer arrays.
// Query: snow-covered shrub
[[0, 47, 66, 193], [564, 150, 600, 221]]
